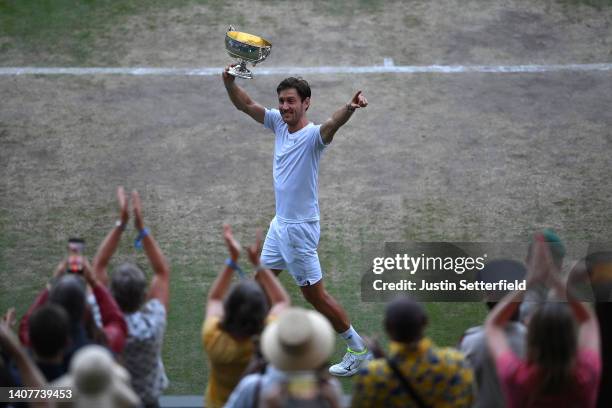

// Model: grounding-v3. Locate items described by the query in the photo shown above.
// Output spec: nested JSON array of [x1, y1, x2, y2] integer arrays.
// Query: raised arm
[[0, 319, 50, 408], [544, 255, 601, 353], [247, 229, 290, 317], [206, 224, 241, 318], [485, 234, 552, 360], [485, 289, 524, 360], [132, 191, 171, 311], [82, 258, 128, 353], [93, 186, 129, 286], [222, 65, 265, 124], [320, 90, 368, 145]]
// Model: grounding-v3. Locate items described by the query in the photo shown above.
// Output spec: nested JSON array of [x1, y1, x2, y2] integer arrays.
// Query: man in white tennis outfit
[[222, 68, 371, 376]]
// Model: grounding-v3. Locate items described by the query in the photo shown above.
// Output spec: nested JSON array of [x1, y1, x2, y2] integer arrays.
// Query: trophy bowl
[[225, 26, 272, 79]]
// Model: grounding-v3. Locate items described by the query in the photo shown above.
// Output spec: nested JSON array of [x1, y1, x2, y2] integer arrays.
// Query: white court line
[[1, 63, 612, 76]]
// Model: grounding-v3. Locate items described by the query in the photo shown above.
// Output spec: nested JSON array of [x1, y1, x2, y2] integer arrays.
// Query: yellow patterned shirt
[[352, 338, 474, 408]]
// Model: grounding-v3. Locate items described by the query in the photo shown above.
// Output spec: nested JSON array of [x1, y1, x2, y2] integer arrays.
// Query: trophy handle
[[253, 46, 271, 66], [227, 25, 235, 32]]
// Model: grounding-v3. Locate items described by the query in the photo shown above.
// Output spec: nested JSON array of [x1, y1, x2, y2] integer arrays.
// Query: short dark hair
[[384, 296, 428, 343], [29, 304, 70, 359], [221, 281, 269, 338], [49, 275, 87, 324], [110, 263, 147, 313], [276, 77, 311, 101]]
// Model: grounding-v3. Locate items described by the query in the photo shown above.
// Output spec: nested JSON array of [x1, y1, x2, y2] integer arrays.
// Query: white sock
[[340, 325, 366, 352]]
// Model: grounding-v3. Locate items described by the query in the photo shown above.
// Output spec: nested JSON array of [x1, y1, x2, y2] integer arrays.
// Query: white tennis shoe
[[329, 348, 373, 377]]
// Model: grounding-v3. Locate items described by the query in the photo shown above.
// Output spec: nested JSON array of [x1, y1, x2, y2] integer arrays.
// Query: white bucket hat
[[261, 307, 335, 372], [53, 345, 140, 408]]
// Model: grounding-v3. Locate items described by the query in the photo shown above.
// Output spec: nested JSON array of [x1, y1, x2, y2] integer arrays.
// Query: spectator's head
[[221, 280, 269, 339], [527, 229, 565, 270], [384, 296, 428, 344], [584, 247, 612, 301], [110, 263, 147, 313], [527, 302, 577, 393], [478, 259, 527, 314], [49, 275, 87, 324], [53, 345, 139, 408], [29, 304, 70, 360], [261, 307, 335, 372]]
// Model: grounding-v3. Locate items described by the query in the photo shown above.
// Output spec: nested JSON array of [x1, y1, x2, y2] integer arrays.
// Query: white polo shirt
[[264, 108, 327, 223]]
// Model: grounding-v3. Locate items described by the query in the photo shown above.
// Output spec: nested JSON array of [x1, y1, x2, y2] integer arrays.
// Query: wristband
[[115, 220, 126, 231], [134, 227, 149, 249], [225, 258, 246, 279], [346, 103, 356, 113]]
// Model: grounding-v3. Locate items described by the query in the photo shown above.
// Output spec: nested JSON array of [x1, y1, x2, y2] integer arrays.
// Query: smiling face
[[278, 88, 310, 128]]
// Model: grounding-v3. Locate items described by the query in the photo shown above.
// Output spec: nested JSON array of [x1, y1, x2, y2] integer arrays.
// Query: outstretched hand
[[223, 224, 241, 262], [247, 229, 263, 267], [349, 90, 368, 110]]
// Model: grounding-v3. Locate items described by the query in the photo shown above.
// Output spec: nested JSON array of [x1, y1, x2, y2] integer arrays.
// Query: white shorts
[[260, 216, 322, 286]]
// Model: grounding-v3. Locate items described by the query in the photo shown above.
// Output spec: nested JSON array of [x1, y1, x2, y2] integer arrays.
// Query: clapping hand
[[247, 229, 263, 267], [223, 224, 241, 262]]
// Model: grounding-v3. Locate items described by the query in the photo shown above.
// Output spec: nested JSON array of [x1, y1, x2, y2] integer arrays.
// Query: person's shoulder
[[356, 357, 389, 379], [202, 316, 222, 341], [266, 108, 283, 122], [143, 298, 166, 316], [433, 345, 472, 370]]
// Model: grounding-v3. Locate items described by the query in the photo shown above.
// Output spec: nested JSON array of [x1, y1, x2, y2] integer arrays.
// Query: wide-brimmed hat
[[53, 345, 140, 408], [261, 307, 335, 372]]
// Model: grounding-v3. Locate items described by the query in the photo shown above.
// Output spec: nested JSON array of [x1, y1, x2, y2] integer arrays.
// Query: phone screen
[[67, 238, 85, 273]]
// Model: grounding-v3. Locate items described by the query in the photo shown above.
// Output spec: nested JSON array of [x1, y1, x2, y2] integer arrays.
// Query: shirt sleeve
[[264, 108, 282, 132], [495, 350, 523, 397], [224, 374, 260, 408], [18, 288, 49, 346], [92, 283, 128, 353], [202, 316, 220, 350], [312, 125, 328, 151], [575, 349, 602, 388]]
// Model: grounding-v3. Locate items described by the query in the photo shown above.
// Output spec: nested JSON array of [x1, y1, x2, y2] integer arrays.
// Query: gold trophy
[[225, 26, 272, 79]]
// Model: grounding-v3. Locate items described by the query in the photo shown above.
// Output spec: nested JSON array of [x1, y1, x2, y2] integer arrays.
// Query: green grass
[[0, 0, 219, 65]]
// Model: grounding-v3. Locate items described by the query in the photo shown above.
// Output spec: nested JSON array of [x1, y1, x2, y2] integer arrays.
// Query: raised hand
[[526, 233, 559, 287], [349, 90, 368, 110], [222, 64, 237, 85], [247, 229, 263, 267], [1, 308, 15, 328], [132, 190, 145, 232], [223, 224, 241, 262], [117, 186, 129, 226]]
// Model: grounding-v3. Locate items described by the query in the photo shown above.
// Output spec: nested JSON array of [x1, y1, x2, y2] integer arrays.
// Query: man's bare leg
[[299, 279, 350, 333], [300, 279, 371, 376]]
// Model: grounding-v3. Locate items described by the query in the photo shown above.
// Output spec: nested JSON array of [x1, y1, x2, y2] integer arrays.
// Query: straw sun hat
[[53, 345, 140, 408], [261, 307, 335, 372]]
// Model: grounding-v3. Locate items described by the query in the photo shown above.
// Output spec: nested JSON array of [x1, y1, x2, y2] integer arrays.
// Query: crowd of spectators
[[1, 188, 610, 408]]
